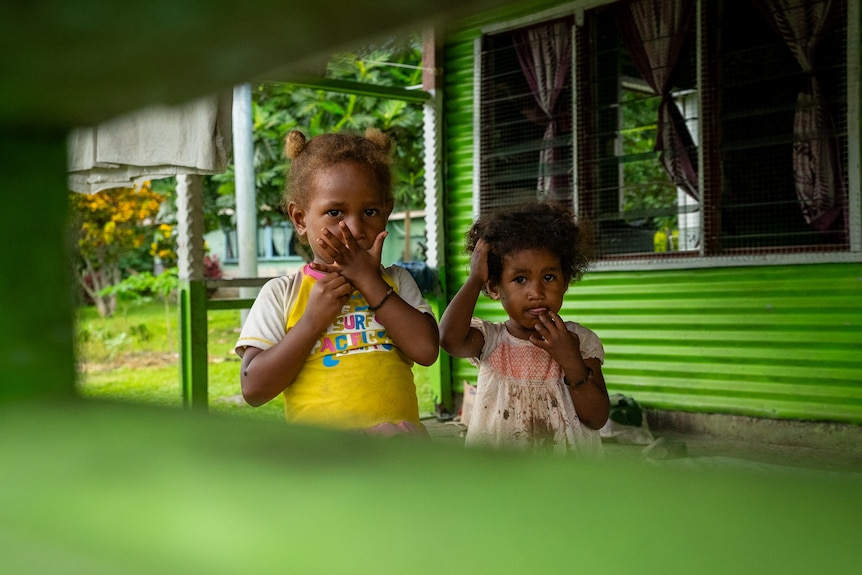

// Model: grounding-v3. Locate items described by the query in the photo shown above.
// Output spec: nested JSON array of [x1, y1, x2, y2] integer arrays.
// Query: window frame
[[472, 0, 862, 271]]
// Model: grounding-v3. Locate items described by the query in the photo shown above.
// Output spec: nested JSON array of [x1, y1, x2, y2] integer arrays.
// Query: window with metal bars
[[713, 0, 848, 254], [478, 17, 575, 214], [476, 0, 853, 264]]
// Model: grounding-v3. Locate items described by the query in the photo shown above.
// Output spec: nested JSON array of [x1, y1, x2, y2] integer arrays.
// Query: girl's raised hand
[[529, 310, 582, 366], [469, 238, 490, 284], [311, 222, 387, 287]]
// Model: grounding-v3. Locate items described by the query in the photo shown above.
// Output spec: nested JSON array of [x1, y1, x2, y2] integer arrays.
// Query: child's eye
[[326, 209, 342, 218], [364, 209, 379, 217], [513, 276, 527, 284], [544, 274, 558, 282]]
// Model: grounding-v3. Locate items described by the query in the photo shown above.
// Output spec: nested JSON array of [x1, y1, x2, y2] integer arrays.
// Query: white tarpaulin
[[68, 92, 232, 194]]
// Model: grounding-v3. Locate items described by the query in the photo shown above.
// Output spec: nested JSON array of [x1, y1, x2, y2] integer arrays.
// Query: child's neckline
[[503, 321, 538, 342], [303, 264, 326, 280]]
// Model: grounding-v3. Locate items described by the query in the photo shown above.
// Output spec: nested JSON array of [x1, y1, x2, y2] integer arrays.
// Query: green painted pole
[[425, 294, 452, 413], [176, 174, 208, 411], [0, 129, 76, 401], [179, 279, 208, 410]]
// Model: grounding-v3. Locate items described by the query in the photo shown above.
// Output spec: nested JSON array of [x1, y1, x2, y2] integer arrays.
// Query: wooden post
[[403, 207, 412, 261], [176, 174, 208, 410]]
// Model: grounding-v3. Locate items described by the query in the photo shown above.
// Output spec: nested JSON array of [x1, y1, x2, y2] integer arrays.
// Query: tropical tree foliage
[[209, 38, 426, 233], [70, 183, 164, 317]]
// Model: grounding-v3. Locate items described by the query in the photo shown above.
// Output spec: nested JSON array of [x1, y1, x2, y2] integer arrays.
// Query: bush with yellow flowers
[[70, 182, 165, 317]]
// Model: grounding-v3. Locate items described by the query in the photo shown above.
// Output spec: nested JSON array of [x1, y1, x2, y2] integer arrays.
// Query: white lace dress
[[465, 318, 605, 455]]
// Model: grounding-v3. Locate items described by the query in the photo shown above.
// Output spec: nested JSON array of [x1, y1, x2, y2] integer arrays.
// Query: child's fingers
[[529, 334, 550, 350], [473, 239, 489, 260], [316, 271, 354, 297], [318, 228, 346, 259], [369, 230, 388, 260], [310, 261, 338, 274], [545, 311, 565, 332], [533, 313, 573, 353], [543, 311, 570, 338], [338, 221, 361, 252], [331, 278, 353, 298], [316, 242, 340, 264], [536, 312, 557, 334], [470, 240, 490, 277]]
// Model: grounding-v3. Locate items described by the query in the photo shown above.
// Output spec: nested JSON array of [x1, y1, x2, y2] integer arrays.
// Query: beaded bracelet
[[368, 286, 394, 311], [563, 367, 593, 388]]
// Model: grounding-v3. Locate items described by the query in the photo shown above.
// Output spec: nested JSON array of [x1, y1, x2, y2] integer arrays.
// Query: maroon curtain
[[616, 0, 699, 201], [754, 0, 844, 231], [513, 21, 572, 202]]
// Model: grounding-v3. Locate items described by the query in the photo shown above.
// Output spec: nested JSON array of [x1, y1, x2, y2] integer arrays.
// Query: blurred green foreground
[[2, 399, 860, 575]]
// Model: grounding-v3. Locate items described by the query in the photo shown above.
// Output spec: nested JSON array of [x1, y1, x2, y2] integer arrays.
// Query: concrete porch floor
[[422, 413, 862, 475]]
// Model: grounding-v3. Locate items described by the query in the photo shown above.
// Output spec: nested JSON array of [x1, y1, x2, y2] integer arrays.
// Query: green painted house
[[431, 0, 862, 425]]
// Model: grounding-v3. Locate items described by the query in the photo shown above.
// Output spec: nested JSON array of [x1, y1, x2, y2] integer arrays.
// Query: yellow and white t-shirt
[[235, 264, 434, 430]]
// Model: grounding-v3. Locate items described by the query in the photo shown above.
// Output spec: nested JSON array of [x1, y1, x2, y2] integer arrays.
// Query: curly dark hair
[[280, 127, 394, 211], [467, 201, 590, 285]]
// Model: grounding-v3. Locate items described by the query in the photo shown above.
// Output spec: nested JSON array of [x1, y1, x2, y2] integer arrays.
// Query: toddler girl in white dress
[[440, 202, 609, 454]]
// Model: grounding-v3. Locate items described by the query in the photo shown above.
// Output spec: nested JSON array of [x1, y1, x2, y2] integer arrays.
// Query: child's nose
[[528, 281, 544, 298], [343, 216, 365, 240]]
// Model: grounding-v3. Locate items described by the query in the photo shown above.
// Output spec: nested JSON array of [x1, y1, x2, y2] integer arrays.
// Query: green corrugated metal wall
[[441, 6, 862, 424], [571, 264, 862, 423]]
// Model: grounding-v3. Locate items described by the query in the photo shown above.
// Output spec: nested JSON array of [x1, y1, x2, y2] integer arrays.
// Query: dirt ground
[[80, 352, 180, 374], [421, 417, 862, 476]]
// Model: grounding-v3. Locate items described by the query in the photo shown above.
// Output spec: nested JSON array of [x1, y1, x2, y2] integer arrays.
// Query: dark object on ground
[[609, 393, 643, 427]]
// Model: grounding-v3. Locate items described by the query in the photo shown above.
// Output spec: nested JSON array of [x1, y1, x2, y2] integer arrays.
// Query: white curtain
[[68, 92, 232, 194]]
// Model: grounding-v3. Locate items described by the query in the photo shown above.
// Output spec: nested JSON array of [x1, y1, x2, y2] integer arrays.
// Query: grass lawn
[[76, 299, 437, 421]]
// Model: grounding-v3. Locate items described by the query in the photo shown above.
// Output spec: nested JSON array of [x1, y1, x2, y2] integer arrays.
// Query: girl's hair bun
[[364, 127, 392, 155], [285, 130, 307, 159]]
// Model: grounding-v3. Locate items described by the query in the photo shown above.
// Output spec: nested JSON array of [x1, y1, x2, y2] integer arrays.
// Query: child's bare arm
[[531, 311, 610, 430], [439, 239, 489, 359], [240, 272, 352, 406], [368, 290, 439, 366], [563, 357, 609, 430]]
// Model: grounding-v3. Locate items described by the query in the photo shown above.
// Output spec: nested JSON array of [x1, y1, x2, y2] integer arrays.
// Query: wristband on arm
[[563, 367, 593, 388], [368, 286, 394, 311]]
